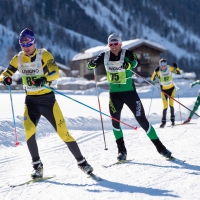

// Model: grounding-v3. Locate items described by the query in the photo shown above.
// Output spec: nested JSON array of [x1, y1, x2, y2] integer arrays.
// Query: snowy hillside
[[1, 0, 200, 75]]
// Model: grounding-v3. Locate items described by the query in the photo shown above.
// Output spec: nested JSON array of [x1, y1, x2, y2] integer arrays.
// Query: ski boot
[[160, 122, 166, 128], [160, 149, 172, 159], [117, 151, 127, 161], [31, 159, 43, 179], [116, 137, 127, 161], [171, 121, 175, 126], [77, 157, 93, 175], [183, 117, 191, 124]]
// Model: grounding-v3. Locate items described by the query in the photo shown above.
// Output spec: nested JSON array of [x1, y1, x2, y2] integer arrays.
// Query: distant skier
[[151, 59, 181, 128], [0, 28, 93, 179], [183, 80, 200, 124], [87, 33, 172, 161]]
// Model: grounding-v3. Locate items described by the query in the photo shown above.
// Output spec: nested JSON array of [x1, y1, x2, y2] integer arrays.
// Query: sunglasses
[[160, 62, 167, 67], [109, 42, 120, 47], [20, 39, 35, 47]]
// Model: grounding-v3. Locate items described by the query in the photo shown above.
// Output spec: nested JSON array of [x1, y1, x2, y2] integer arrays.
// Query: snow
[[0, 80, 200, 200]]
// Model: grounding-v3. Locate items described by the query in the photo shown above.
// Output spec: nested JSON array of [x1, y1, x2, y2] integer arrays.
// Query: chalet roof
[[72, 38, 167, 61], [57, 62, 70, 70]]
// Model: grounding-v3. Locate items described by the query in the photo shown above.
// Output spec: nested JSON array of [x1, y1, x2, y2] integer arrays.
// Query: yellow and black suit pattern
[[151, 65, 181, 124], [0, 49, 75, 151]]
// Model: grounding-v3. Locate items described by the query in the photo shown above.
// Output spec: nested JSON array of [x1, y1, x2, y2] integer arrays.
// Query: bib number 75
[[111, 73, 119, 81]]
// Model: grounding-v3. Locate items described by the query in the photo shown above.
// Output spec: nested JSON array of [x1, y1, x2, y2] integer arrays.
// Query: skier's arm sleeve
[[169, 65, 181, 74], [42, 51, 60, 81], [87, 52, 105, 70], [124, 50, 139, 69], [0, 56, 18, 81], [151, 71, 158, 81], [131, 52, 139, 69], [176, 67, 181, 74], [191, 80, 200, 87]]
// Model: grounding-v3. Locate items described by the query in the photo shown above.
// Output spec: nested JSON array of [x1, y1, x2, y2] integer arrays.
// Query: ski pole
[[132, 70, 200, 117], [177, 90, 182, 122], [147, 87, 154, 119], [174, 74, 182, 123], [8, 85, 19, 146], [44, 86, 138, 130], [93, 69, 108, 150]]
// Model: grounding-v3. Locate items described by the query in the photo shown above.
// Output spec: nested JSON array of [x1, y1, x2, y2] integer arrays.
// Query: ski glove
[[173, 62, 177, 68], [32, 77, 47, 87], [3, 76, 12, 86], [191, 80, 200, 88], [121, 61, 131, 70], [155, 67, 160, 72], [87, 60, 96, 70]]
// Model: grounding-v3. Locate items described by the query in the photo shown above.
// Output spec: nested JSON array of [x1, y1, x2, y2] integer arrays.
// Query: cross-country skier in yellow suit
[[151, 58, 181, 128], [0, 28, 93, 178]]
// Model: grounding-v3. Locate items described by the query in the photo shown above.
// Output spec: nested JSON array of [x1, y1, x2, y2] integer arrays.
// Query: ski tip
[[102, 159, 133, 168], [9, 176, 55, 188], [8, 184, 16, 188], [88, 173, 102, 181], [166, 156, 186, 163]]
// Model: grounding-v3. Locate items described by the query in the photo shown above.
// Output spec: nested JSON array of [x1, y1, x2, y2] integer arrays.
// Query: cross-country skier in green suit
[[183, 80, 200, 124], [87, 33, 173, 161], [0, 28, 93, 179]]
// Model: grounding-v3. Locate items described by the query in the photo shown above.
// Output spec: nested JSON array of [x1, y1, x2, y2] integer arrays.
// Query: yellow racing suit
[[0, 48, 84, 162], [151, 65, 181, 124]]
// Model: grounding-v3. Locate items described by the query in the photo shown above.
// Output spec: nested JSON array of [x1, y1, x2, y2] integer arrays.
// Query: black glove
[[173, 62, 177, 68], [32, 77, 47, 87], [89, 60, 96, 67], [88, 60, 96, 70], [121, 62, 131, 70], [3, 76, 12, 86], [155, 67, 159, 72]]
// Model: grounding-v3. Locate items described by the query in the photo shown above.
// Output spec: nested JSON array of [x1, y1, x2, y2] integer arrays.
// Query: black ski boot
[[160, 122, 166, 128], [31, 159, 43, 179], [151, 139, 172, 159], [183, 117, 191, 124], [171, 119, 175, 126], [170, 107, 175, 126], [160, 149, 172, 159], [117, 152, 127, 161], [116, 138, 127, 161], [160, 109, 167, 128], [77, 157, 93, 175]]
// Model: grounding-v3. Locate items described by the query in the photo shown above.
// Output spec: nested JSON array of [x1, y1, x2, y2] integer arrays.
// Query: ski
[[166, 156, 186, 164], [102, 159, 133, 168], [88, 173, 102, 181], [167, 122, 197, 127], [9, 176, 54, 188]]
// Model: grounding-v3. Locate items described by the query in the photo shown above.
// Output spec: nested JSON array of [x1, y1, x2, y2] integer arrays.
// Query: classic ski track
[[0, 130, 105, 164], [0, 130, 105, 196], [1, 124, 200, 199]]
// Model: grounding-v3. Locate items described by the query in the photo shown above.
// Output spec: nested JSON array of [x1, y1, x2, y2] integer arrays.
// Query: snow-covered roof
[[72, 46, 109, 61], [71, 38, 167, 61], [56, 62, 70, 70], [122, 39, 167, 52]]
